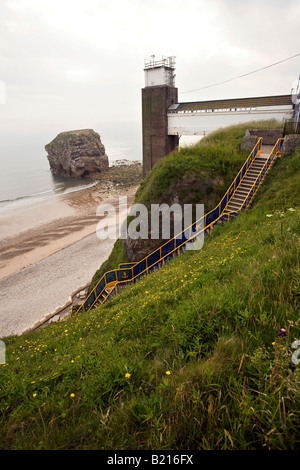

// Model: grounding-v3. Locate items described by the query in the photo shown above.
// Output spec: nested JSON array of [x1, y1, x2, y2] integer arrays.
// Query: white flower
[[288, 208, 296, 212], [266, 214, 273, 217]]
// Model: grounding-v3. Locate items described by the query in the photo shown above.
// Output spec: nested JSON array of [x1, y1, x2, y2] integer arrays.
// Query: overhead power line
[[180, 52, 300, 95]]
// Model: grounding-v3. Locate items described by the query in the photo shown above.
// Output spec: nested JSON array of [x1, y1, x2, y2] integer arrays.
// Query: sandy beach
[[0, 166, 141, 338]]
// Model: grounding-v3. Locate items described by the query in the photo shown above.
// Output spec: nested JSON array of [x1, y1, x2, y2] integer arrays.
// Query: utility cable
[[180, 52, 300, 95]]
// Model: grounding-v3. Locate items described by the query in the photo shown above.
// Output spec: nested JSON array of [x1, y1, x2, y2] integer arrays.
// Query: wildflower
[[266, 214, 273, 217], [70, 393, 75, 398], [125, 373, 131, 378], [166, 370, 171, 375], [33, 393, 37, 398], [278, 328, 287, 337], [288, 208, 296, 212], [243, 385, 250, 391], [272, 342, 276, 347]]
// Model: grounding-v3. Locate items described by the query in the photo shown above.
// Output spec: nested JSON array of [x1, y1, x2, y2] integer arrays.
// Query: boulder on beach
[[45, 129, 109, 178]]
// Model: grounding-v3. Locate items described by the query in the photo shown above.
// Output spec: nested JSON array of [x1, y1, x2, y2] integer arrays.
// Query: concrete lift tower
[[142, 55, 179, 178]]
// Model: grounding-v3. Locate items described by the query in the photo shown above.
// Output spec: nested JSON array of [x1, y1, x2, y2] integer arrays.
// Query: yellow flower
[[166, 371, 171, 375], [125, 373, 131, 378], [272, 342, 276, 346], [33, 393, 37, 398], [70, 393, 75, 398]]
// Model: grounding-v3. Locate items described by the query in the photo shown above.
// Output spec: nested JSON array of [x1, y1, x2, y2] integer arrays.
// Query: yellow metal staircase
[[76, 137, 284, 314]]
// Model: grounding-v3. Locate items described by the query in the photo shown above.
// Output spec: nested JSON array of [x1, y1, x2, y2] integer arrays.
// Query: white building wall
[[168, 108, 293, 136]]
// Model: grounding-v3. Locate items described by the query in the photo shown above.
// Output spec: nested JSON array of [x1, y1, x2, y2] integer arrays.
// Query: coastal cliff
[[45, 129, 109, 178]]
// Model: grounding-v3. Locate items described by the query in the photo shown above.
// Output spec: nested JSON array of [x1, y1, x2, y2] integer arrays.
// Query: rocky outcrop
[[45, 129, 109, 178], [282, 134, 300, 156]]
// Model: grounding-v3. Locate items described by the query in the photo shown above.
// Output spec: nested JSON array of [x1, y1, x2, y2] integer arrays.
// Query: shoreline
[[0, 163, 141, 279], [0, 164, 141, 338], [0, 184, 137, 280]]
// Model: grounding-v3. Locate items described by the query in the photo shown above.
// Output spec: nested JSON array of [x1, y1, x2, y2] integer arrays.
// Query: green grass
[[134, 119, 279, 209], [89, 119, 284, 286], [0, 123, 299, 450]]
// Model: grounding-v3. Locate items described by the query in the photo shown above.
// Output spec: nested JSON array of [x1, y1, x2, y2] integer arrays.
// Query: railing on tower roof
[[144, 55, 176, 70]]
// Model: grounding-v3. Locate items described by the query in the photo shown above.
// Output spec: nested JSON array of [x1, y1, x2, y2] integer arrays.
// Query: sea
[[0, 123, 199, 216], [0, 124, 143, 215]]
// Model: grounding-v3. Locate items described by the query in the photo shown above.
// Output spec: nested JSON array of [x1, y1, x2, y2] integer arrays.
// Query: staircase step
[[237, 188, 251, 194], [231, 196, 246, 204], [233, 196, 247, 203], [248, 164, 262, 170], [228, 198, 243, 205], [227, 202, 242, 210], [233, 195, 247, 202], [254, 158, 268, 163], [249, 168, 262, 173], [226, 208, 241, 214], [245, 173, 259, 180], [242, 177, 256, 182], [235, 188, 249, 195], [251, 163, 264, 168], [234, 188, 249, 194]]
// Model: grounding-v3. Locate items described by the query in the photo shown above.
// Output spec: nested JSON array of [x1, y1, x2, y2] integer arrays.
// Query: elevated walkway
[[169, 95, 293, 113], [75, 138, 284, 314], [168, 95, 293, 136]]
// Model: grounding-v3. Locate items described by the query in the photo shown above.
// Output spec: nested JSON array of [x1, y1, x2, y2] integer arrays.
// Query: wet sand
[[0, 183, 136, 280], [0, 171, 140, 338]]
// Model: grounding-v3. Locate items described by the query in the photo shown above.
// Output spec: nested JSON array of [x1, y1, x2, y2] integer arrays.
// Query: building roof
[[170, 95, 293, 112]]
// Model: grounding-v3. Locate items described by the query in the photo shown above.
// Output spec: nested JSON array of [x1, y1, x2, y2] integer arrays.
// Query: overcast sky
[[0, 0, 300, 147]]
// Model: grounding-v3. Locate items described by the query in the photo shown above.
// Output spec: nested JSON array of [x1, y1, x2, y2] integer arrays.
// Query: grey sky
[[0, 0, 299, 147]]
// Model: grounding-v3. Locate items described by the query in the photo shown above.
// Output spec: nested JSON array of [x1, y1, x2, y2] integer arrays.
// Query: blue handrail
[[76, 138, 265, 313]]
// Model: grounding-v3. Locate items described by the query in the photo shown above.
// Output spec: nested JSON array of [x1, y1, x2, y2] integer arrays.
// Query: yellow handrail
[[219, 138, 284, 220], [76, 137, 266, 314], [118, 138, 263, 271]]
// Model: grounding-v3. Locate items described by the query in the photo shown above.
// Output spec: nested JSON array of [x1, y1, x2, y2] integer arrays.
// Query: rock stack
[[45, 129, 109, 178]]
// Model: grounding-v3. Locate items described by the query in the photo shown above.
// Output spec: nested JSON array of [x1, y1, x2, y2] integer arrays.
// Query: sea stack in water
[[45, 129, 109, 178]]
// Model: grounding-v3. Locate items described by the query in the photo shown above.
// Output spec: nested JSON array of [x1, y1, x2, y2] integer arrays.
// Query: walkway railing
[[219, 138, 284, 223], [76, 137, 270, 314]]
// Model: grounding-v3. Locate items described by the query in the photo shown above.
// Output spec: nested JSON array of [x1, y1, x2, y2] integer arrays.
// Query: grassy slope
[[89, 119, 282, 291], [1, 124, 299, 450]]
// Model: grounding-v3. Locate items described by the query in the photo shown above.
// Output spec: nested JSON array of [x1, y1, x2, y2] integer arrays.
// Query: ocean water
[[0, 120, 202, 216], [0, 125, 143, 214]]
